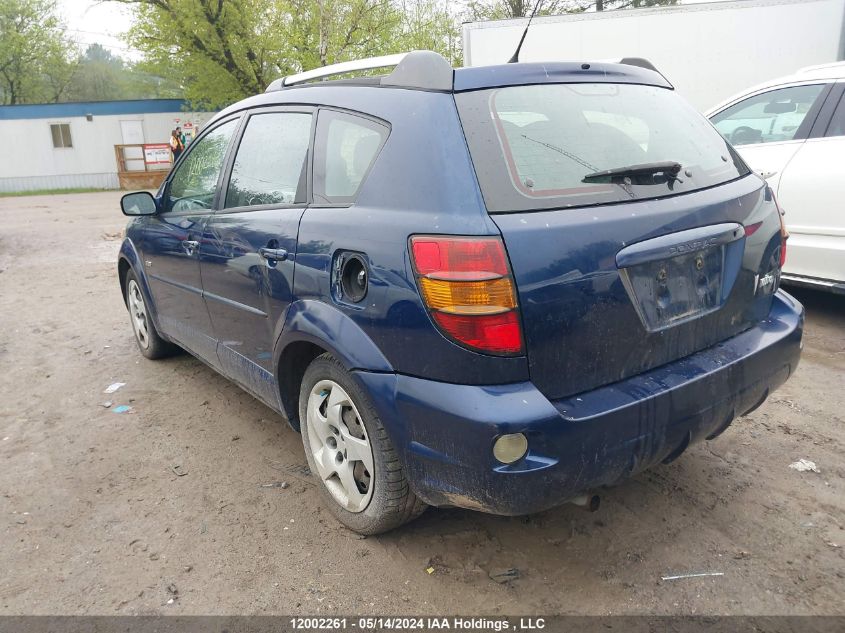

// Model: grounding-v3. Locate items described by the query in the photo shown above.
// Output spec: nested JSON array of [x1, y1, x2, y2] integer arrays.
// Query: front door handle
[[259, 247, 288, 262], [183, 240, 199, 255]]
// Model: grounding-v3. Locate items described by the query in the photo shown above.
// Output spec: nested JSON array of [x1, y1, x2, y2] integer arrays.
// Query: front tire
[[299, 353, 426, 534], [123, 270, 179, 360]]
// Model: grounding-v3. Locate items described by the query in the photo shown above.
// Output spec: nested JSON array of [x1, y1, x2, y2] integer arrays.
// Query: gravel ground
[[0, 191, 843, 615]]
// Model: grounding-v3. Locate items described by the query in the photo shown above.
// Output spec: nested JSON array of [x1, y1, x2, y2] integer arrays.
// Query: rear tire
[[299, 353, 426, 534], [123, 269, 179, 360]]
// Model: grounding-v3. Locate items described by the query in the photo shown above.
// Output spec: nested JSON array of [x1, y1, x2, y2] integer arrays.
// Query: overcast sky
[[59, 0, 136, 59], [57, 0, 733, 61]]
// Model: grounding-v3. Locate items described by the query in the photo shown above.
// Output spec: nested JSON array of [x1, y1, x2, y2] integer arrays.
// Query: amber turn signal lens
[[418, 277, 516, 314]]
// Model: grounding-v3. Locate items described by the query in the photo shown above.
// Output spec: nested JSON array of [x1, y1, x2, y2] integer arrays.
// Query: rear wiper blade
[[582, 161, 682, 183]]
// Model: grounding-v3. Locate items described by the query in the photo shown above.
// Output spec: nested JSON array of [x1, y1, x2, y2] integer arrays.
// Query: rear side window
[[313, 110, 388, 205], [225, 112, 312, 208], [711, 84, 826, 146], [456, 83, 749, 213]]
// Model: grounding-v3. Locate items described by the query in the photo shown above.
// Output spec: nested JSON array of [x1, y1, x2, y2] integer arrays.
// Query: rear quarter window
[[313, 109, 389, 205], [457, 83, 749, 213]]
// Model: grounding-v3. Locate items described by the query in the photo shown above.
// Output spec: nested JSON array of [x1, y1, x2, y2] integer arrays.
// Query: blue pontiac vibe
[[117, 51, 803, 534]]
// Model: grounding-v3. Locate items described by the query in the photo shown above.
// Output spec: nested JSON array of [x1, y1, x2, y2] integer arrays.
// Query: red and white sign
[[143, 143, 171, 165]]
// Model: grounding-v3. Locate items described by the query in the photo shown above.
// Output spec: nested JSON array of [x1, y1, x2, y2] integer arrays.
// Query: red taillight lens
[[432, 312, 522, 355], [411, 236, 510, 279], [410, 236, 524, 356]]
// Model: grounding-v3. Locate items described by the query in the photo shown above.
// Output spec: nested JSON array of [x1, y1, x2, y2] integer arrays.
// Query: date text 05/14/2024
[[289, 617, 547, 631]]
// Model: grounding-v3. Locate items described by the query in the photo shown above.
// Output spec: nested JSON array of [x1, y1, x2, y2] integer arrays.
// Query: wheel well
[[118, 258, 131, 303], [278, 341, 327, 432]]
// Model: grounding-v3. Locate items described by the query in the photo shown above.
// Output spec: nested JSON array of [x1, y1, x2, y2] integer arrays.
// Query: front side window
[[711, 84, 826, 146], [167, 118, 238, 213], [224, 111, 312, 209], [50, 123, 72, 148], [457, 83, 749, 213], [313, 110, 388, 205]]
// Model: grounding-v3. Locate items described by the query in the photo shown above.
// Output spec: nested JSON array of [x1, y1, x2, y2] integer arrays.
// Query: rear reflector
[[410, 236, 524, 356]]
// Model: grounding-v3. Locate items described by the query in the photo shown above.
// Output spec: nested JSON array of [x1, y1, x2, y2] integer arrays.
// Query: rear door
[[199, 108, 313, 404], [777, 83, 845, 284], [141, 117, 240, 361], [457, 82, 786, 400]]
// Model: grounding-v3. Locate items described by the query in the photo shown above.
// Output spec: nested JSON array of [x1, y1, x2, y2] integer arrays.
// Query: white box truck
[[462, 0, 845, 110]]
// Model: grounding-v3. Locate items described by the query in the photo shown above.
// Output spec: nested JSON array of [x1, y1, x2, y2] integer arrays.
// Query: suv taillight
[[410, 235, 523, 356]]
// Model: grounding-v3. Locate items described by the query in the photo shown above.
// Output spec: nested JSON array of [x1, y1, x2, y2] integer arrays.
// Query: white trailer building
[[462, 0, 845, 110], [0, 99, 214, 193]]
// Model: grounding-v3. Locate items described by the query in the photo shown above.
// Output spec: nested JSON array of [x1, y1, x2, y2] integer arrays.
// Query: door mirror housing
[[121, 191, 158, 216]]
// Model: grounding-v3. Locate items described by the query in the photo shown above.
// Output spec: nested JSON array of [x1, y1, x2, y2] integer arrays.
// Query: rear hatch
[[456, 81, 785, 400]]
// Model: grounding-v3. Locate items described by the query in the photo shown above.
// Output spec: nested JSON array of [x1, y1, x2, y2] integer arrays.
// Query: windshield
[[456, 83, 750, 213]]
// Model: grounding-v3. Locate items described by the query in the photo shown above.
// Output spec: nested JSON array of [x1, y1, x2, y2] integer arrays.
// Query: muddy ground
[[0, 191, 843, 615]]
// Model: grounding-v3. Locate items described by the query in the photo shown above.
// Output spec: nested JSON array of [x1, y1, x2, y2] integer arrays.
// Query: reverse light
[[410, 236, 524, 355]]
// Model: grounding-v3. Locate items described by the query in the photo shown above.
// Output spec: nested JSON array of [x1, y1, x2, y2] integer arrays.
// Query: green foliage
[[0, 1, 182, 104], [114, 0, 461, 109], [65, 44, 182, 101], [0, 0, 77, 104], [0, 187, 115, 197]]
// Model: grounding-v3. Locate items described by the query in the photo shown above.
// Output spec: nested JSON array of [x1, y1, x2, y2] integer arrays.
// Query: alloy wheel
[[127, 279, 150, 350], [306, 379, 375, 513]]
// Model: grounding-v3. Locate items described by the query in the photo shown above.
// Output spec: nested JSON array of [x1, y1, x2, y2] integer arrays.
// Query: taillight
[[410, 236, 524, 355]]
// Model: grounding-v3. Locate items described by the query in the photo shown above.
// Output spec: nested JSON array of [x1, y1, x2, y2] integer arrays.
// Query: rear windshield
[[456, 83, 750, 213]]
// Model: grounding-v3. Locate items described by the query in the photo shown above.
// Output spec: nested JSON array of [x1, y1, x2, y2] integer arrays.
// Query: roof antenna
[[508, 0, 545, 64]]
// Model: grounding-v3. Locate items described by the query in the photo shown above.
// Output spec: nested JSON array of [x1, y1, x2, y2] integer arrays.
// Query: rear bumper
[[354, 291, 804, 515]]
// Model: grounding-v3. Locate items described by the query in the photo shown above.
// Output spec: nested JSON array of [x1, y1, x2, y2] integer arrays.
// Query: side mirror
[[121, 191, 158, 216], [763, 101, 797, 114]]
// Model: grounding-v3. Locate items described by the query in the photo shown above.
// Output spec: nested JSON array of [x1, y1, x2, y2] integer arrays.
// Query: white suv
[[708, 62, 845, 295]]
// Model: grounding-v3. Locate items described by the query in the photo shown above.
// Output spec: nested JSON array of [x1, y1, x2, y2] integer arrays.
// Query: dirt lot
[[0, 190, 843, 615]]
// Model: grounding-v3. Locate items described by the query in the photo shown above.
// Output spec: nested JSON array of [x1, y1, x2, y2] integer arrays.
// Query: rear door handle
[[183, 240, 199, 255], [259, 247, 288, 262]]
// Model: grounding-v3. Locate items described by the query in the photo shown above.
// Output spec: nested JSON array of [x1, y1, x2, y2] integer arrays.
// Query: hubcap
[[127, 279, 150, 350], [306, 380, 375, 513]]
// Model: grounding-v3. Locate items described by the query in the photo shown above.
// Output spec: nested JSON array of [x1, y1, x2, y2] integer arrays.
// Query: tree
[[0, 0, 77, 104], [113, 0, 460, 109], [114, 0, 285, 108], [64, 44, 124, 101], [62, 43, 183, 102], [393, 0, 461, 66]]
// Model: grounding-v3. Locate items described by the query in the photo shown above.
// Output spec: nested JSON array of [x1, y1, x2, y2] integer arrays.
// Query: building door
[[121, 120, 145, 171]]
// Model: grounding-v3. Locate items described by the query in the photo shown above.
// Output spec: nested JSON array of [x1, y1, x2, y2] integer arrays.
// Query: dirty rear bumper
[[354, 291, 804, 515]]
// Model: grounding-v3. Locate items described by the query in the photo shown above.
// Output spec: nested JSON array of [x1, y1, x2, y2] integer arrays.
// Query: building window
[[50, 124, 72, 148]]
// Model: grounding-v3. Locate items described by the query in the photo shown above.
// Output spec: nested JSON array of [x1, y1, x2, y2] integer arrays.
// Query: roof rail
[[265, 50, 453, 92]]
